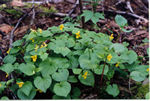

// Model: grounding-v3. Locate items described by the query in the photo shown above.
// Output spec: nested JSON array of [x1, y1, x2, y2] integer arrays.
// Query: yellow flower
[[6, 48, 11, 54], [30, 38, 35, 42], [16, 82, 24, 88], [115, 62, 120, 67], [39, 28, 42, 34], [0, 83, 2, 87], [76, 31, 80, 39], [40, 42, 47, 48], [109, 34, 114, 40], [35, 45, 39, 52], [31, 29, 36, 33], [59, 24, 64, 31], [36, 89, 43, 93], [82, 71, 88, 79], [6, 73, 9, 78], [107, 54, 112, 61], [146, 68, 149, 72], [31, 55, 37, 62]]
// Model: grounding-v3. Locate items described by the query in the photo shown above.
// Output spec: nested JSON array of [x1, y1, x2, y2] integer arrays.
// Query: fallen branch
[[97, 9, 148, 23], [9, 7, 34, 48], [30, 0, 35, 25], [52, 12, 76, 17], [126, 1, 134, 13]]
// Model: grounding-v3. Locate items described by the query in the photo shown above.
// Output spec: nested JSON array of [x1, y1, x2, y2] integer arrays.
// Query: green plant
[[115, 15, 132, 33], [0, 23, 149, 99], [81, 10, 104, 24]]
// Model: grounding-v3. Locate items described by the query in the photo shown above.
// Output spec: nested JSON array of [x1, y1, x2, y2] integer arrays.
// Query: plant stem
[[79, 0, 85, 28], [100, 62, 106, 87]]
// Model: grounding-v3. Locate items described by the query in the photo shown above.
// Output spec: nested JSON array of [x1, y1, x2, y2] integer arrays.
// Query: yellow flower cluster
[[6, 73, 9, 78], [0, 83, 2, 87], [7, 48, 11, 54], [76, 31, 80, 39], [40, 42, 47, 48], [31, 29, 36, 33], [115, 62, 120, 67], [109, 34, 114, 40], [39, 29, 42, 34], [31, 55, 37, 62], [16, 82, 24, 88], [59, 24, 64, 31], [35, 45, 39, 52], [146, 68, 149, 72], [82, 71, 88, 79], [107, 54, 112, 61], [30, 38, 35, 43]]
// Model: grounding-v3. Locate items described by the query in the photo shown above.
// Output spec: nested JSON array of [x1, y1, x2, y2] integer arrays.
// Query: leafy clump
[[0, 23, 149, 99]]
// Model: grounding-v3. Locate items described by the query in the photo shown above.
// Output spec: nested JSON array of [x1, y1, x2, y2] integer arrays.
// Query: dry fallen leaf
[[0, 24, 13, 34], [11, 0, 24, 7]]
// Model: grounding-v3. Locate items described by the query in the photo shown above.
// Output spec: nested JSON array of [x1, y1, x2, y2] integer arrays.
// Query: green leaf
[[107, 69, 115, 80], [0, 82, 6, 94], [106, 84, 120, 97], [26, 44, 35, 52], [3, 55, 16, 64], [68, 75, 78, 83], [78, 70, 95, 87], [94, 12, 105, 19], [72, 69, 82, 75], [0, 63, 14, 74], [39, 58, 58, 77], [91, 16, 99, 24], [1, 96, 9, 100], [52, 95, 71, 99], [71, 87, 81, 99], [42, 30, 53, 37], [34, 76, 52, 92], [121, 50, 137, 64], [82, 10, 93, 22], [52, 69, 69, 82], [67, 55, 79, 68], [130, 71, 146, 82], [13, 40, 23, 47], [54, 58, 70, 69], [110, 43, 127, 53], [9, 47, 20, 54], [19, 81, 33, 96], [39, 53, 48, 61], [17, 89, 36, 100], [93, 65, 109, 75], [53, 81, 71, 97], [145, 92, 150, 99], [48, 41, 71, 56], [115, 15, 127, 27], [19, 63, 36, 76], [79, 50, 98, 69]]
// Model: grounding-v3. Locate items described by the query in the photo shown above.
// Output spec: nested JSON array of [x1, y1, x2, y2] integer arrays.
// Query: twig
[[100, 62, 106, 86], [9, 7, 34, 48], [53, 12, 76, 17], [61, 0, 79, 23], [126, 1, 134, 13], [30, 0, 35, 25], [79, 0, 85, 28], [97, 9, 148, 23]]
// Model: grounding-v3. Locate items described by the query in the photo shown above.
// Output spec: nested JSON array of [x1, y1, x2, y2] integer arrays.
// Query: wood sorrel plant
[[0, 23, 149, 99]]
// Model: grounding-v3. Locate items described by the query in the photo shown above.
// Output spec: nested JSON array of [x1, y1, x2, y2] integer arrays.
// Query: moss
[[3, 8, 23, 18], [135, 84, 149, 99]]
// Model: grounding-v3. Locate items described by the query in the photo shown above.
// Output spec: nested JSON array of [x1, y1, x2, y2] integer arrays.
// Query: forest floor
[[0, 0, 149, 99]]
